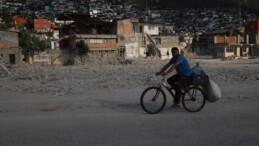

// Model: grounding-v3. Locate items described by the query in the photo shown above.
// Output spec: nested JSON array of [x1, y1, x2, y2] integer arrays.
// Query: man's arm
[[156, 63, 171, 75], [162, 62, 180, 75]]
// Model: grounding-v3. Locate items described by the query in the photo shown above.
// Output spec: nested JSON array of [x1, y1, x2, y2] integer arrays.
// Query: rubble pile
[[0, 58, 259, 95], [0, 63, 11, 78]]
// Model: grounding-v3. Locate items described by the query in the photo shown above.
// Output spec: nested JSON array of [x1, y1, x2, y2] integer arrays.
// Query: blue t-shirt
[[169, 54, 193, 76]]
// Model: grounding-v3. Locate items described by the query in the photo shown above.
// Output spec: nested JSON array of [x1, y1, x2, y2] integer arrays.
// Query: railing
[[75, 34, 117, 39]]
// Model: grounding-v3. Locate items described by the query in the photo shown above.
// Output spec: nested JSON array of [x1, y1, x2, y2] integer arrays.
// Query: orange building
[[12, 15, 26, 25], [34, 18, 51, 32]]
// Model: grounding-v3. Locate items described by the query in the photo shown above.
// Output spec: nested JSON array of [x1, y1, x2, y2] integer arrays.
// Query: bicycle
[[140, 75, 205, 114]]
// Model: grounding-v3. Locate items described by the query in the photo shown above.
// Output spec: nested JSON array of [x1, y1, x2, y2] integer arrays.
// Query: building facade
[[0, 31, 22, 65]]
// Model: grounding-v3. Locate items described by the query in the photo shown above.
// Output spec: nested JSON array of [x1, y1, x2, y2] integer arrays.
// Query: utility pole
[[239, 1, 241, 27], [145, 0, 148, 21]]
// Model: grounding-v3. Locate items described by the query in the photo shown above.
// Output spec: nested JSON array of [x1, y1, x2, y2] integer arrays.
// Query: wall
[[74, 50, 118, 65], [123, 24, 132, 34], [143, 24, 159, 35], [87, 40, 116, 48], [0, 47, 22, 65], [245, 19, 259, 32], [225, 51, 235, 57], [215, 36, 225, 44], [125, 43, 139, 58], [0, 31, 22, 65], [159, 48, 170, 60], [0, 31, 19, 45], [226, 36, 236, 44], [29, 50, 75, 65], [213, 45, 225, 58], [255, 45, 259, 56]]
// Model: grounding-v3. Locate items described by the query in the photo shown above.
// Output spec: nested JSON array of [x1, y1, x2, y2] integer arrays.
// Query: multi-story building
[[245, 19, 259, 56], [58, 14, 118, 65], [34, 18, 51, 32], [117, 18, 182, 60]]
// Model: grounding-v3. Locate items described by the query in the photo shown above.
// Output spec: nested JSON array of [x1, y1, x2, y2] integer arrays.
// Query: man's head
[[171, 47, 179, 58]]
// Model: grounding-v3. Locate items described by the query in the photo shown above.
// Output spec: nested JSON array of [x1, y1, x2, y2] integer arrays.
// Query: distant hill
[[109, 0, 259, 15]]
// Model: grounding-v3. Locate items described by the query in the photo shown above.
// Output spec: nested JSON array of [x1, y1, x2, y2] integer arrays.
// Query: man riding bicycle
[[156, 47, 193, 107]]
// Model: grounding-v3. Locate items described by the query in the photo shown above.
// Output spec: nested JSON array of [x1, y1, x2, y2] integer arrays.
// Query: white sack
[[203, 79, 221, 102]]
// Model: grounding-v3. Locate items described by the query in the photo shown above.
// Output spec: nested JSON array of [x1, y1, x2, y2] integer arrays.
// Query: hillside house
[[117, 18, 182, 60], [34, 18, 51, 33], [58, 14, 118, 65], [12, 15, 26, 25], [245, 19, 259, 56], [212, 35, 253, 58]]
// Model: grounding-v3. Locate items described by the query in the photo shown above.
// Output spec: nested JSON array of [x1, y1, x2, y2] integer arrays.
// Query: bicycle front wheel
[[182, 87, 205, 112], [140, 87, 166, 114]]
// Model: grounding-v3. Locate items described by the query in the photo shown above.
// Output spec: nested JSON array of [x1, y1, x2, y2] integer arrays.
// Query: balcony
[[75, 34, 117, 39]]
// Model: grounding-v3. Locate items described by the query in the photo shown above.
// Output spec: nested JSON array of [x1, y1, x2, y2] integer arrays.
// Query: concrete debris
[[0, 58, 259, 95], [0, 63, 11, 78], [119, 59, 136, 65]]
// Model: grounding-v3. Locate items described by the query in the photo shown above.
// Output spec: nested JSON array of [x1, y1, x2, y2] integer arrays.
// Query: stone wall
[[0, 48, 22, 65], [74, 50, 118, 65]]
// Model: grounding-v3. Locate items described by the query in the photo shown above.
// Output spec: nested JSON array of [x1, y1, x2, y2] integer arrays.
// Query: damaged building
[[58, 14, 118, 65], [117, 18, 183, 60], [245, 19, 259, 56], [212, 35, 253, 59], [0, 31, 22, 65], [194, 29, 254, 59]]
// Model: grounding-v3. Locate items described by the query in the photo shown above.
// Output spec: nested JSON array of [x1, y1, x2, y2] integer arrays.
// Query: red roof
[[34, 18, 51, 30], [12, 15, 26, 25], [0, 41, 18, 49]]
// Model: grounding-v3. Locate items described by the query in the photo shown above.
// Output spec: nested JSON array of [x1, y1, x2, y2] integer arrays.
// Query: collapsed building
[[117, 18, 183, 60], [0, 31, 22, 65], [212, 35, 253, 59], [58, 14, 118, 65], [193, 28, 255, 59]]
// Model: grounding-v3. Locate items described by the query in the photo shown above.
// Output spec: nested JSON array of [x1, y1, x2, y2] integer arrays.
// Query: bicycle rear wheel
[[182, 87, 205, 112], [140, 86, 166, 114]]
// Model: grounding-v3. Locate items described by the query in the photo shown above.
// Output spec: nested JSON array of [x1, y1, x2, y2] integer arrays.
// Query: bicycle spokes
[[182, 87, 205, 112], [140, 87, 166, 114], [152, 89, 161, 101]]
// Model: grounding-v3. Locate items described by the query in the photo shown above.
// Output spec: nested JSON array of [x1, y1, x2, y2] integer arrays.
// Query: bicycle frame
[[159, 76, 176, 98], [155, 76, 194, 102]]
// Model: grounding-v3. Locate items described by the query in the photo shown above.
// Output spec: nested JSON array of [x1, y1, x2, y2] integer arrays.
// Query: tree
[[0, 8, 15, 30], [19, 31, 48, 62], [76, 40, 89, 59], [178, 36, 185, 42], [25, 13, 35, 31]]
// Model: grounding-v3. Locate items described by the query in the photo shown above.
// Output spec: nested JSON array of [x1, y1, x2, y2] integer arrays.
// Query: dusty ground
[[0, 57, 259, 111], [0, 57, 259, 145], [1, 57, 259, 94]]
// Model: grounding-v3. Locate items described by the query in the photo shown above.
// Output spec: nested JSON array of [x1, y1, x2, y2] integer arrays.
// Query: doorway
[[9, 54, 15, 64]]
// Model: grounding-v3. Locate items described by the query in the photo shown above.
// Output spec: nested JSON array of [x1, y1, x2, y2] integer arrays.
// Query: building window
[[155, 38, 161, 45], [226, 48, 234, 52], [103, 39, 107, 43], [37, 24, 40, 27], [85, 39, 90, 43], [133, 24, 137, 33], [44, 19, 47, 22], [44, 24, 47, 27], [35, 19, 38, 22]]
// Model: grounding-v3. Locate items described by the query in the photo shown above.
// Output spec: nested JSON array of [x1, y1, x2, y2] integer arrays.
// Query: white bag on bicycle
[[203, 79, 221, 102]]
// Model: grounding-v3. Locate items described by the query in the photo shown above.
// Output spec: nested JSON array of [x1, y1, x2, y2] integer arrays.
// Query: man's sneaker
[[171, 103, 180, 108]]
